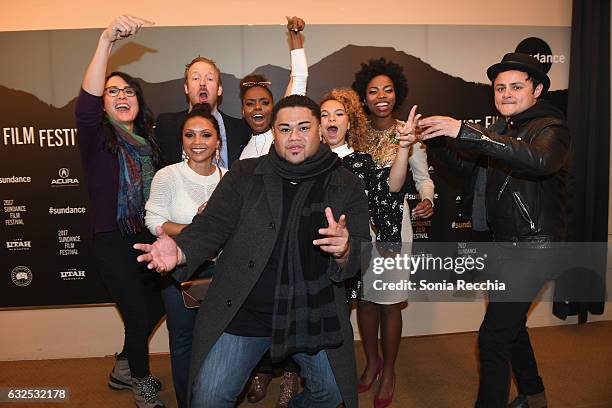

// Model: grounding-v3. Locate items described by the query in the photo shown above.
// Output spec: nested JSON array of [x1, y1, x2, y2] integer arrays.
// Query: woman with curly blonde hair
[[320, 88, 369, 153], [320, 88, 378, 302]]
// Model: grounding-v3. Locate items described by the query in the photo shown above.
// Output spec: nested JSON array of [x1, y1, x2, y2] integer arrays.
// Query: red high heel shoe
[[357, 359, 383, 393], [373, 373, 395, 408]]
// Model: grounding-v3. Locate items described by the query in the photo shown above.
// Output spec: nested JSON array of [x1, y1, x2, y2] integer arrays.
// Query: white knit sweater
[[145, 161, 226, 236]]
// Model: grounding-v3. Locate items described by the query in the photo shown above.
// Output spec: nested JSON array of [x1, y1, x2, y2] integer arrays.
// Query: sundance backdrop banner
[[0, 24, 570, 307]]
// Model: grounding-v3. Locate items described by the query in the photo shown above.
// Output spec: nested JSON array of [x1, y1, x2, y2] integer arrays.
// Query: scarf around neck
[[267, 144, 345, 360], [267, 143, 340, 181], [108, 117, 154, 235]]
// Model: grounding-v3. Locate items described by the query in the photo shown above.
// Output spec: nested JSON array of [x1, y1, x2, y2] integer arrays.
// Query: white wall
[[0, 0, 571, 31], [3, 289, 612, 361], [2, 0, 611, 361]]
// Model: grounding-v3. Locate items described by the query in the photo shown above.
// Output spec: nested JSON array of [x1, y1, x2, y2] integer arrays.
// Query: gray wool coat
[[173, 155, 370, 408]]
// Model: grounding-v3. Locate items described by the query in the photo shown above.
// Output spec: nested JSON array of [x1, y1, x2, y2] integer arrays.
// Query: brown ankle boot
[[246, 372, 272, 403]]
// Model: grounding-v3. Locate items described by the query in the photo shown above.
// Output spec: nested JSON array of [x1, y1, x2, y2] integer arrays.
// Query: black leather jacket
[[429, 100, 570, 242]]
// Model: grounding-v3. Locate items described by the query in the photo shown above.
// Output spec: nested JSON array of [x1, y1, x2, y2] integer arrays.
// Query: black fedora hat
[[486, 52, 550, 92]]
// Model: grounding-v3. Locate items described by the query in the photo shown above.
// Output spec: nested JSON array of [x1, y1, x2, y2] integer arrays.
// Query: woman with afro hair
[[351, 58, 435, 408]]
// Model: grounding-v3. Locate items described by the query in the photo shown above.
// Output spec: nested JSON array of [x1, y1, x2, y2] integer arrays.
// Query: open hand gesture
[[396, 105, 422, 148], [102, 15, 154, 43], [133, 226, 179, 275], [313, 207, 349, 261]]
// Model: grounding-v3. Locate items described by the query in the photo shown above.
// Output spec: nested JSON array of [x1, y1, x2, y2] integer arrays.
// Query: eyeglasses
[[241, 81, 271, 88], [104, 86, 136, 97]]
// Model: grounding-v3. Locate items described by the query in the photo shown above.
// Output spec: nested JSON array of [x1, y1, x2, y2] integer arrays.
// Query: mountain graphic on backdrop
[[0, 44, 567, 131], [0, 44, 569, 308]]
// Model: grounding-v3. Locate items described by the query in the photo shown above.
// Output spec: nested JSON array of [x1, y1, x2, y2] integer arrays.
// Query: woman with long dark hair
[[145, 103, 224, 408], [76, 15, 165, 408]]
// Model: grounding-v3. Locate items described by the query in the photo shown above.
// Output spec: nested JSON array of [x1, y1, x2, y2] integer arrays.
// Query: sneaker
[[132, 375, 166, 408], [276, 371, 299, 408], [108, 353, 162, 392]]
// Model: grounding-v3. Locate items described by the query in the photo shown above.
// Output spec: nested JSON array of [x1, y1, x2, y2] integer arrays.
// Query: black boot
[[508, 391, 547, 408]]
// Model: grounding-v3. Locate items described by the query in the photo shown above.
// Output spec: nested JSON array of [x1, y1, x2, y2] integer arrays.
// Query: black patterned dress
[[363, 122, 408, 243], [341, 151, 378, 197], [361, 122, 435, 304], [364, 121, 434, 243], [334, 147, 378, 301], [369, 166, 406, 242]]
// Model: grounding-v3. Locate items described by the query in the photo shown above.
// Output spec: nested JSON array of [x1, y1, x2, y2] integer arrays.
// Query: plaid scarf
[[267, 144, 344, 361], [108, 118, 154, 235]]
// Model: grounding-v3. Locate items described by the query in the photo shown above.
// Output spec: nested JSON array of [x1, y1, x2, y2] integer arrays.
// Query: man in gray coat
[[135, 95, 370, 408]]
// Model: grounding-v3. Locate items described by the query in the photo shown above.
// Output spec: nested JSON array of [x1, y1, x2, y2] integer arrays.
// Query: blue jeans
[[161, 277, 196, 408], [191, 333, 343, 408], [162, 264, 214, 408]]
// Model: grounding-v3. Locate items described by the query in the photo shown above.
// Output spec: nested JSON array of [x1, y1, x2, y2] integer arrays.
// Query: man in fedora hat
[[411, 53, 570, 408]]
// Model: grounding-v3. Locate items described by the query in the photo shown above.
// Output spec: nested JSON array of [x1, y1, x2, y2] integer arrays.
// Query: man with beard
[[135, 95, 370, 408]]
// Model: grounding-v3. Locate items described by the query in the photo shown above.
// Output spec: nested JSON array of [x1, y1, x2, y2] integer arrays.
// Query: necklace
[[366, 121, 401, 167]]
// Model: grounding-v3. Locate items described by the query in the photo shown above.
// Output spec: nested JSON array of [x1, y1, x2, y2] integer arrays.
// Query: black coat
[[154, 110, 251, 168], [173, 156, 371, 408]]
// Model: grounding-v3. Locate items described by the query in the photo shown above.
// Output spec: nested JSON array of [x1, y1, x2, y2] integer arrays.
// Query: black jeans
[[93, 229, 165, 378], [476, 302, 545, 407], [475, 245, 555, 407]]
